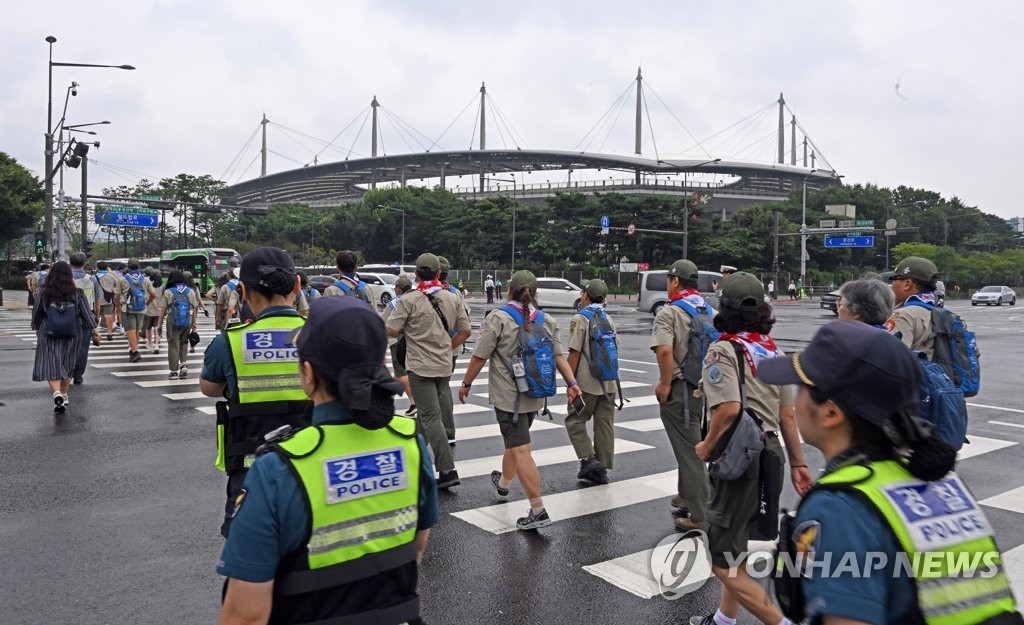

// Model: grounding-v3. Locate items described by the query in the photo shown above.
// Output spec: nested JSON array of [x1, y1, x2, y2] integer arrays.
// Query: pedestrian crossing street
[[4, 309, 1024, 604]]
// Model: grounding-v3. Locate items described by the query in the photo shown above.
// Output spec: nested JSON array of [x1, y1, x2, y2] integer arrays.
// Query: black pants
[[221, 470, 247, 538]]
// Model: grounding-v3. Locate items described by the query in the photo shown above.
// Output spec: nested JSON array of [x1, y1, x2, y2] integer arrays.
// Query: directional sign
[[95, 205, 160, 228], [820, 219, 836, 228], [825, 236, 875, 248], [627, 223, 636, 235], [600, 215, 610, 228], [138, 193, 162, 201], [838, 220, 856, 228]]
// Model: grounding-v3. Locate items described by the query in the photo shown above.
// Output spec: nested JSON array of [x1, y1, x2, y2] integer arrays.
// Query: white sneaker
[[178, 365, 188, 379], [61, 393, 70, 408]]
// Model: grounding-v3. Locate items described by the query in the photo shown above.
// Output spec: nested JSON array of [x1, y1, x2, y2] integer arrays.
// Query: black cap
[[239, 246, 296, 286], [756, 320, 920, 427], [294, 297, 404, 408]]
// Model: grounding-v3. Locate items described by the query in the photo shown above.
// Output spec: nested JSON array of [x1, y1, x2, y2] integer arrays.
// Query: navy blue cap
[[294, 297, 404, 408], [239, 246, 296, 286], [756, 320, 920, 427]]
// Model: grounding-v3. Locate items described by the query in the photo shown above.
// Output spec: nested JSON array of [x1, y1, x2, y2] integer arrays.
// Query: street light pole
[[681, 158, 720, 259], [800, 169, 818, 286], [488, 176, 517, 272], [43, 35, 134, 260], [378, 205, 406, 265]]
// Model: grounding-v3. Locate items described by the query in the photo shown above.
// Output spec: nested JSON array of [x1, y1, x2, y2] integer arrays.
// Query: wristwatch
[[461, 381, 472, 388]]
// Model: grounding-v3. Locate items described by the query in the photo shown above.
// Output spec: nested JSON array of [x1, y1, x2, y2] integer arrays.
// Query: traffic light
[[83, 239, 93, 258], [34, 231, 45, 257]]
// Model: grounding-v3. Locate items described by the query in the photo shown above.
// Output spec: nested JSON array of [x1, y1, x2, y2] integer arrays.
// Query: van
[[637, 270, 722, 314], [360, 264, 417, 277]]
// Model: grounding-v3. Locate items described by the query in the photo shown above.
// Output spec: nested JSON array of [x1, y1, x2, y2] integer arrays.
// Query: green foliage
[[0, 152, 44, 248]]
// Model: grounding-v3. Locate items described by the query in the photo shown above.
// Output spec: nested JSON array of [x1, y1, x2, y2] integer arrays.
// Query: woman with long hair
[[31, 260, 98, 413]]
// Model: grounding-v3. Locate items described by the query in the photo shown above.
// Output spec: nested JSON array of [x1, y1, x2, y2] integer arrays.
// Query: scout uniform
[[119, 268, 157, 334], [159, 282, 201, 376], [650, 260, 711, 528], [438, 255, 469, 442], [96, 268, 120, 319], [381, 276, 413, 380], [323, 273, 376, 304], [566, 279, 617, 482], [883, 256, 943, 360]]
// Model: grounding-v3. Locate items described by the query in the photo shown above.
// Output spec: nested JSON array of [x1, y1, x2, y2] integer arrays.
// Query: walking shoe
[[673, 508, 704, 533], [436, 470, 460, 490], [168, 371, 179, 380], [189, 345, 195, 353], [689, 615, 716, 625], [61, 394, 70, 409], [53, 392, 66, 414], [73, 377, 83, 385], [577, 455, 604, 482], [106, 333, 113, 341], [490, 470, 509, 502], [516, 508, 552, 530], [129, 351, 142, 363], [404, 404, 417, 416], [178, 365, 189, 379], [448, 438, 457, 447], [589, 467, 610, 485]]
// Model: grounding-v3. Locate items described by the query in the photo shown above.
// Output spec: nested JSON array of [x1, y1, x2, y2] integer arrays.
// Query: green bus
[[159, 247, 241, 293]]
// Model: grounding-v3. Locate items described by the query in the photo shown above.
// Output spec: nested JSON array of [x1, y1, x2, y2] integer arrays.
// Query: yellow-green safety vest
[[217, 314, 307, 471], [818, 460, 1017, 625], [276, 416, 421, 572]]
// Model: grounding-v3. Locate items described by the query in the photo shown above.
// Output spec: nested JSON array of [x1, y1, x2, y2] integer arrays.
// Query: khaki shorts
[[389, 343, 407, 378], [122, 312, 146, 331], [100, 303, 114, 316], [494, 408, 537, 449]]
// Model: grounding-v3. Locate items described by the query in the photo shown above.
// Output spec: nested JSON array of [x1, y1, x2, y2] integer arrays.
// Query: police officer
[[386, 253, 471, 490], [758, 321, 1023, 625], [651, 259, 714, 531], [381, 275, 415, 415], [690, 272, 811, 625], [566, 278, 617, 484], [883, 256, 941, 357], [217, 296, 438, 625], [199, 247, 312, 537]]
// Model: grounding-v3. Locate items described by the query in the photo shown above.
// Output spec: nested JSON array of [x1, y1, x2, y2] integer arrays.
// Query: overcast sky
[[2, 0, 1021, 219]]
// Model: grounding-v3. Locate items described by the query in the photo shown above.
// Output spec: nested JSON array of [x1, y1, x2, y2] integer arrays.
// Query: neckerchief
[[416, 279, 444, 295], [505, 300, 539, 321], [669, 288, 711, 312], [718, 331, 779, 375], [902, 292, 936, 307]]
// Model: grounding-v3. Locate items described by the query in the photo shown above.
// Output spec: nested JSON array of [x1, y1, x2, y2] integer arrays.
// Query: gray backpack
[[705, 342, 765, 481]]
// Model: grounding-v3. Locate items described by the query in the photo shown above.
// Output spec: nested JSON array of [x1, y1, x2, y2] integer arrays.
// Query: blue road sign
[[824, 236, 875, 248], [95, 211, 160, 228], [600, 215, 610, 228]]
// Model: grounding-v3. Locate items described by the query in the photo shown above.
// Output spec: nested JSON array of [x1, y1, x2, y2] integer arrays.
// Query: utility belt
[[216, 399, 311, 473]]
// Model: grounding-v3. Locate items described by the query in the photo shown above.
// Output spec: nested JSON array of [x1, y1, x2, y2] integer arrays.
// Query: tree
[[0, 152, 44, 252]]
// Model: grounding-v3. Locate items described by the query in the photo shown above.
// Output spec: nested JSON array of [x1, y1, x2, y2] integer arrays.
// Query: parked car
[[308, 274, 339, 293], [358, 272, 399, 305], [534, 277, 584, 309], [971, 285, 1017, 306], [637, 270, 722, 315], [820, 289, 841, 315]]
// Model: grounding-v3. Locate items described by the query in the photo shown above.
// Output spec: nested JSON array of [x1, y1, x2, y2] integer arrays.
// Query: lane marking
[[957, 435, 1016, 460], [980, 486, 1024, 515], [456, 439, 651, 480], [999, 544, 1024, 604], [161, 391, 206, 400], [989, 421, 1024, 430], [452, 470, 676, 534], [968, 403, 1024, 415]]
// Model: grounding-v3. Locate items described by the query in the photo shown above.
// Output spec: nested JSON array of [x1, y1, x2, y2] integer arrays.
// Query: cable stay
[[642, 79, 711, 159], [423, 91, 479, 153], [312, 106, 372, 163], [717, 106, 774, 160], [678, 100, 776, 158], [220, 121, 262, 182], [596, 89, 634, 154], [575, 79, 634, 152], [784, 103, 836, 172], [485, 93, 529, 149], [641, 84, 660, 162]]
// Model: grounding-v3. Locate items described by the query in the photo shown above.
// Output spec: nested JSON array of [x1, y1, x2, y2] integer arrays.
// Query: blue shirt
[[201, 305, 301, 399], [795, 457, 916, 625], [217, 401, 439, 582]]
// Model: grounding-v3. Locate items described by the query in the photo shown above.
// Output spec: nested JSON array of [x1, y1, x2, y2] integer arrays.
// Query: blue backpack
[[170, 286, 192, 328], [915, 351, 968, 451], [43, 300, 78, 339], [670, 298, 719, 387], [905, 300, 980, 397], [578, 306, 624, 409], [125, 272, 147, 312], [499, 305, 557, 423], [333, 278, 371, 304]]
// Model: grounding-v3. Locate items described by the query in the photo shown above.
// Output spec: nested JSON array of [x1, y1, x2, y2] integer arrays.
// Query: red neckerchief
[[669, 288, 700, 302], [717, 331, 779, 375], [416, 279, 444, 295]]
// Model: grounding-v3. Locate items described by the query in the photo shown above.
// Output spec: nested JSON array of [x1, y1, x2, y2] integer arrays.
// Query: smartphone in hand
[[572, 395, 586, 416]]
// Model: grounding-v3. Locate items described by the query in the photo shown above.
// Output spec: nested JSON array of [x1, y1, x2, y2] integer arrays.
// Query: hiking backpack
[[170, 286, 192, 328], [125, 272, 147, 312], [915, 351, 969, 451], [333, 278, 371, 304], [905, 300, 981, 397], [499, 305, 557, 423], [578, 306, 624, 409], [43, 300, 78, 338], [671, 298, 719, 387]]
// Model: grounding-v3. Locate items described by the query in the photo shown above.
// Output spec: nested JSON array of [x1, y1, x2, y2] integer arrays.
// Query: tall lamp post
[[44, 35, 134, 260], [681, 158, 721, 258], [488, 176, 518, 271], [65, 122, 110, 255], [799, 169, 819, 286], [378, 204, 406, 265]]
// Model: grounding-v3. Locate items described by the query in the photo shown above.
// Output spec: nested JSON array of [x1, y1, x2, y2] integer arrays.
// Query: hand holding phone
[[571, 395, 586, 417]]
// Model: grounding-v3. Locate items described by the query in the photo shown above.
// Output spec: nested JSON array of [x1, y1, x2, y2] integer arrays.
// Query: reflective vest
[[73, 271, 96, 309], [267, 417, 422, 625], [217, 313, 310, 472], [813, 460, 1017, 625]]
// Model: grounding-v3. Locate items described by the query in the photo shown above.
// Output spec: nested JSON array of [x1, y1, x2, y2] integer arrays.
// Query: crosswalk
[[4, 306, 1024, 606]]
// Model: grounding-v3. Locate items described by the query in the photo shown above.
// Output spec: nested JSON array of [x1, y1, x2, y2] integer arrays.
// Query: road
[[1, 296, 1023, 623]]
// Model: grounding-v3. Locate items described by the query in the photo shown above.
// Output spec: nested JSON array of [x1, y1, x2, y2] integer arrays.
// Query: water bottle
[[512, 354, 529, 393]]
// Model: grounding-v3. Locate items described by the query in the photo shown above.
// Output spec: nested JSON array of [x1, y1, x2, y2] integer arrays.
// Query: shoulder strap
[[334, 280, 350, 292], [671, 298, 699, 317], [578, 308, 595, 321], [729, 341, 749, 413], [423, 291, 451, 334], [903, 299, 935, 311], [500, 304, 524, 326]]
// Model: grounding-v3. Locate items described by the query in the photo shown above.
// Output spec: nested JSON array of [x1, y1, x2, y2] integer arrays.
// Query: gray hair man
[[838, 278, 894, 327]]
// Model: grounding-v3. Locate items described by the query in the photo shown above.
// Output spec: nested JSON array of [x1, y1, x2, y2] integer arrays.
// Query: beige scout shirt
[[323, 276, 377, 304], [119, 273, 156, 313], [145, 286, 164, 316], [386, 288, 470, 378], [380, 296, 403, 347], [158, 285, 202, 321], [700, 340, 794, 432], [886, 302, 935, 360], [568, 307, 617, 396], [649, 303, 694, 381], [97, 271, 120, 302], [473, 306, 564, 414]]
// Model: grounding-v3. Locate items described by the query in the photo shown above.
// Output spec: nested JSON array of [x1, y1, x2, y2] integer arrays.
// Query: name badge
[[242, 329, 299, 364], [882, 474, 992, 551], [323, 447, 408, 504]]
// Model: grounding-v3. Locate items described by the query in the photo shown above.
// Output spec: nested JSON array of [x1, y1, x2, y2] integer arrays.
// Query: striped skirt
[[32, 332, 82, 382]]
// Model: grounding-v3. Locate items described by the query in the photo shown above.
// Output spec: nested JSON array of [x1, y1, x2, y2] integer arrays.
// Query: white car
[[971, 286, 1017, 306], [534, 277, 584, 309], [358, 272, 399, 306]]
